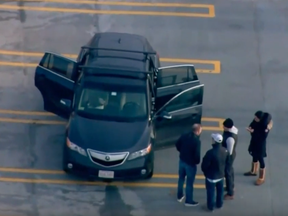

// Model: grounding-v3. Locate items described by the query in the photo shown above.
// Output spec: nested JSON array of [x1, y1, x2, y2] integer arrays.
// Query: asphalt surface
[[0, 0, 287, 215]]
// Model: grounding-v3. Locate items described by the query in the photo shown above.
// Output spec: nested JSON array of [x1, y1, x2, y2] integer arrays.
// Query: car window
[[75, 84, 148, 122], [40, 54, 75, 79], [164, 86, 203, 113], [157, 66, 198, 88], [49, 55, 75, 79]]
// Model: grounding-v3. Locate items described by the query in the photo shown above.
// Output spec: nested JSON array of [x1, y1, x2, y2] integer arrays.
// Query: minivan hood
[[67, 115, 150, 152]]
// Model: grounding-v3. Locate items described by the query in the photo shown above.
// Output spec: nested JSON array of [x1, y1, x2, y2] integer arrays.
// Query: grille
[[91, 156, 125, 167]]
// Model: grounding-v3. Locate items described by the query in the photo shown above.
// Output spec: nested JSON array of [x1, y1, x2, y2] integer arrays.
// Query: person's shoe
[[216, 204, 223, 209], [224, 194, 234, 200], [207, 207, 214, 212], [185, 201, 199, 207], [224, 187, 236, 192], [177, 196, 185, 203], [244, 162, 258, 176], [255, 168, 266, 186]]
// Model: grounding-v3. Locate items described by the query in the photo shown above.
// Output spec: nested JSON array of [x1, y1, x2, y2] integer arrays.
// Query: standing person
[[222, 118, 238, 200], [201, 133, 229, 212], [247, 112, 273, 186], [244, 110, 264, 176], [176, 123, 202, 207]]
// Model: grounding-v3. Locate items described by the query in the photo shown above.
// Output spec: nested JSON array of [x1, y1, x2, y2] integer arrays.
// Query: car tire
[[145, 168, 154, 179], [62, 147, 70, 173], [62, 159, 70, 173]]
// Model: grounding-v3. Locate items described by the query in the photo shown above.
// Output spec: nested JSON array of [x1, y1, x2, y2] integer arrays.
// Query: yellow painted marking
[[0, 50, 56, 57], [0, 117, 222, 130], [0, 4, 215, 18], [0, 50, 221, 73], [7, 0, 214, 8], [0, 109, 55, 116], [0, 61, 37, 67], [0, 167, 205, 179], [202, 117, 223, 131], [0, 177, 206, 188], [0, 117, 65, 125], [0, 109, 224, 129]]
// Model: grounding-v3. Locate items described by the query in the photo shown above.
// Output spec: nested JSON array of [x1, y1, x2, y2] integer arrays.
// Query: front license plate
[[98, 170, 114, 179]]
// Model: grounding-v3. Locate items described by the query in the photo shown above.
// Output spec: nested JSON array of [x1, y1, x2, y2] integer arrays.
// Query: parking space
[[0, 109, 223, 131], [0, 1, 223, 215], [1, 0, 288, 215], [0, 0, 215, 18], [0, 49, 221, 74], [0, 166, 206, 188]]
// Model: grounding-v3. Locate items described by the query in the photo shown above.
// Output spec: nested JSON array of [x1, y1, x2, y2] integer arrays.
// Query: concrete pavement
[[0, 0, 287, 215]]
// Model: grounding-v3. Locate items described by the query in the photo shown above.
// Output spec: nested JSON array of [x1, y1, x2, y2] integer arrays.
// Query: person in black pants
[[201, 133, 229, 212], [222, 118, 238, 200], [244, 110, 263, 176], [245, 112, 273, 186]]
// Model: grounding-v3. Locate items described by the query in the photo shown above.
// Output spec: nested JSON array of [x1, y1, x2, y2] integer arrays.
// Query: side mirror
[[160, 111, 172, 120], [60, 99, 72, 108]]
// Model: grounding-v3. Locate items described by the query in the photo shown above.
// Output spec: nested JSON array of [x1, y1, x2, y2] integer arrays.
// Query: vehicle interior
[[76, 83, 148, 119]]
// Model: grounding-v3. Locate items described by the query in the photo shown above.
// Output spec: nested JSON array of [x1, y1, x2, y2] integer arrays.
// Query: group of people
[[175, 111, 272, 212]]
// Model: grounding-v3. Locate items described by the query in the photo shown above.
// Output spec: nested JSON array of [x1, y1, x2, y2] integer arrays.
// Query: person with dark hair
[[244, 112, 273, 185], [222, 118, 238, 200], [176, 124, 202, 206], [244, 110, 264, 176], [201, 133, 229, 212]]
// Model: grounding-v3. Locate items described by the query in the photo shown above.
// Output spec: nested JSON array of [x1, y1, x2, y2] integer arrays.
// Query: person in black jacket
[[244, 110, 263, 176], [201, 133, 229, 212], [246, 112, 272, 185], [176, 123, 202, 207]]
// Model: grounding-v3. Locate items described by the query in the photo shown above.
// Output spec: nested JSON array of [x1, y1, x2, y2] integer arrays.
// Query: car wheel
[[62, 160, 70, 173], [62, 149, 70, 173], [145, 168, 154, 179]]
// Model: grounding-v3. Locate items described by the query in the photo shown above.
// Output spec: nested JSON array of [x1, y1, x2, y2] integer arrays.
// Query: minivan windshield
[[75, 82, 148, 122]]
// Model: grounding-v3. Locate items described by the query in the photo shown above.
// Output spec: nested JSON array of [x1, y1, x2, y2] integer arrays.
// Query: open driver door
[[34, 52, 77, 119]]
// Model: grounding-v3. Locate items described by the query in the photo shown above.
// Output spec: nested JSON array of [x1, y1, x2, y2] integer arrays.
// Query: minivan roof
[[84, 32, 156, 72], [86, 32, 155, 53]]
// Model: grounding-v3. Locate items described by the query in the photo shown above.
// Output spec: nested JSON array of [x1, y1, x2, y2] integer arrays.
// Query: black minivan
[[34, 32, 204, 180]]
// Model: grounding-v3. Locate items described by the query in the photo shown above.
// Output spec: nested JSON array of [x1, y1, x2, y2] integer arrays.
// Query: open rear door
[[154, 64, 204, 149], [156, 64, 200, 111], [34, 52, 77, 119]]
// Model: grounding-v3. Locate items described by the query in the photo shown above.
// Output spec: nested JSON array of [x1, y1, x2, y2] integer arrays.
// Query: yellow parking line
[[0, 50, 221, 73], [0, 109, 224, 130], [0, 177, 206, 188], [0, 61, 37, 67], [0, 50, 52, 57], [0, 109, 55, 116], [0, 117, 222, 130], [0, 117, 65, 125], [162, 58, 220, 73], [0, 167, 205, 179], [8, 0, 213, 8], [0, 4, 214, 18], [0, 61, 219, 73]]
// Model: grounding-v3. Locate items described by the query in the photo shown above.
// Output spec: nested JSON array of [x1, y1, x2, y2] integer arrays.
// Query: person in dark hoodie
[[245, 112, 272, 186], [175, 124, 202, 207], [222, 118, 238, 200], [244, 110, 264, 176], [201, 133, 229, 212]]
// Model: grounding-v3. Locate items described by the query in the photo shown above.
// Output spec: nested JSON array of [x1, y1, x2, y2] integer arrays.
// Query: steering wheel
[[122, 102, 142, 115]]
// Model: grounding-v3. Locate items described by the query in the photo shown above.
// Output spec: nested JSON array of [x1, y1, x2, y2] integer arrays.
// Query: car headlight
[[128, 144, 152, 160], [66, 138, 87, 156]]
